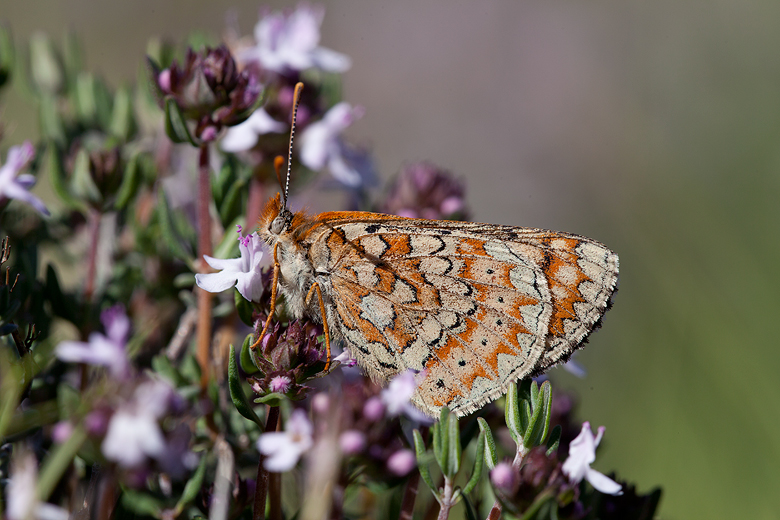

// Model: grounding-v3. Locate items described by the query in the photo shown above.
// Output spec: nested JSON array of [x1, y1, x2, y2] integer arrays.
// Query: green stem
[[36, 424, 88, 502]]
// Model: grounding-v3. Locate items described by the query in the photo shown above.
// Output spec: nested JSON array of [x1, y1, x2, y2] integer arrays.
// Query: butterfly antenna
[[283, 82, 304, 210]]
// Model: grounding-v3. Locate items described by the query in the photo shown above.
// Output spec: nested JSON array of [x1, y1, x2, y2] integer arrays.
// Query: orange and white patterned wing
[[307, 214, 618, 417]]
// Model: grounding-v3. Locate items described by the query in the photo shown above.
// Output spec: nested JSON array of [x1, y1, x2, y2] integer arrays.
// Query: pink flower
[[240, 4, 351, 73], [386, 449, 416, 476], [195, 229, 265, 302], [562, 422, 623, 496], [257, 409, 313, 472], [0, 141, 49, 216]]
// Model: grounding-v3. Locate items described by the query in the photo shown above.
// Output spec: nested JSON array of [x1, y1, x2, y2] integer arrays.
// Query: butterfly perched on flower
[[254, 83, 618, 417]]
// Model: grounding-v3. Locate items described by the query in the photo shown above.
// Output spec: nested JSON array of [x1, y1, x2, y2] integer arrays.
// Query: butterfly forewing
[[297, 212, 618, 416]]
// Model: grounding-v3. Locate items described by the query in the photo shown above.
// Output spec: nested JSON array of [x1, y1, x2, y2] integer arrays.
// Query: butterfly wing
[[306, 213, 618, 416]]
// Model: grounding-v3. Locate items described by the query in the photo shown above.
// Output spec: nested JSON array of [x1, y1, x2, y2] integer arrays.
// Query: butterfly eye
[[270, 216, 286, 234]]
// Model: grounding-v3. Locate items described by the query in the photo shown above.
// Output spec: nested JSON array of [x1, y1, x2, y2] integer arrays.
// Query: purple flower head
[[386, 449, 416, 476], [562, 422, 623, 496], [380, 162, 468, 220], [269, 375, 292, 393], [300, 102, 370, 187], [339, 430, 366, 455], [195, 230, 266, 302], [0, 141, 49, 216], [257, 409, 313, 472], [55, 304, 131, 379], [490, 461, 520, 494], [240, 4, 351, 73]]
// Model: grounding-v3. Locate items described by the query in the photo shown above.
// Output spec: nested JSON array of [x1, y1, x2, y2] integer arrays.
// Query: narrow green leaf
[[433, 408, 450, 476], [227, 344, 262, 427], [546, 425, 562, 457], [174, 454, 207, 515], [109, 85, 135, 141], [462, 431, 485, 495], [239, 334, 259, 374], [446, 410, 461, 476], [156, 189, 193, 262], [120, 489, 164, 517], [218, 177, 246, 227], [522, 390, 544, 450], [413, 429, 438, 498], [46, 144, 83, 210], [70, 148, 101, 203], [537, 381, 553, 446], [151, 355, 182, 387], [235, 290, 255, 328], [462, 494, 479, 520], [505, 382, 521, 445], [39, 96, 66, 146], [477, 418, 498, 470], [164, 96, 196, 146], [254, 392, 287, 406], [36, 424, 88, 502]]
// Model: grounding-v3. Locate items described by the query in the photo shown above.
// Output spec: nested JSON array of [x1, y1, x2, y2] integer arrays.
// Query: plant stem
[[437, 475, 454, 520], [196, 143, 213, 390], [253, 406, 280, 520]]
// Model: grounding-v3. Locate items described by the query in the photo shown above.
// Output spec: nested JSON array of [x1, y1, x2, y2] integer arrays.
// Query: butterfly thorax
[[257, 194, 331, 323]]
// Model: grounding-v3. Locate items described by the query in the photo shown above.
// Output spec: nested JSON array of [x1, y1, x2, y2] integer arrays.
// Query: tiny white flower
[[220, 108, 287, 153], [101, 379, 178, 468], [55, 305, 131, 379], [562, 422, 623, 496], [380, 370, 432, 423], [257, 409, 313, 472], [0, 141, 50, 216], [241, 4, 351, 73], [195, 229, 265, 302]]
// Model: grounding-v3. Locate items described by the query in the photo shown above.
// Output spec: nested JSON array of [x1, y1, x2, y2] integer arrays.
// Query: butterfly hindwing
[[302, 214, 618, 416]]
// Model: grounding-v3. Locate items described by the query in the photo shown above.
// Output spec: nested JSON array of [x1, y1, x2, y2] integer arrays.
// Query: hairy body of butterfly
[[257, 193, 619, 417]]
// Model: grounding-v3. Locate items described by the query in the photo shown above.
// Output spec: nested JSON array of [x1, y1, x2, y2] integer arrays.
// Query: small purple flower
[[562, 422, 623, 496], [490, 461, 520, 494], [220, 108, 287, 153], [333, 347, 357, 367], [55, 304, 131, 379], [269, 375, 292, 393], [362, 397, 384, 421], [240, 4, 351, 73], [257, 409, 313, 472], [381, 370, 417, 417], [299, 102, 367, 187], [339, 430, 366, 455], [0, 141, 50, 216], [386, 449, 416, 476], [195, 229, 265, 302]]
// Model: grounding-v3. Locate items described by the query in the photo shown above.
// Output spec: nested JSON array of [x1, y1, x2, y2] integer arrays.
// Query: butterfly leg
[[251, 243, 280, 352], [304, 282, 332, 372]]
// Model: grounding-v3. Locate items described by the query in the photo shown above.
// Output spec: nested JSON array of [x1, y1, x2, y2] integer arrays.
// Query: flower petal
[[586, 468, 623, 496], [195, 271, 239, 294]]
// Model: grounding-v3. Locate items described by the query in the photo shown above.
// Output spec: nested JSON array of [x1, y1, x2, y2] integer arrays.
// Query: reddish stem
[[83, 208, 101, 302], [196, 144, 213, 389]]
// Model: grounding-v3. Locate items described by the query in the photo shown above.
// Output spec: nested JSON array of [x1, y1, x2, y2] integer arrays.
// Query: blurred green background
[[2, 0, 779, 518]]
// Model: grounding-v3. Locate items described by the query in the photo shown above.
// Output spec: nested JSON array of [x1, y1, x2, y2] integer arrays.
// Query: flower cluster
[[380, 161, 468, 220]]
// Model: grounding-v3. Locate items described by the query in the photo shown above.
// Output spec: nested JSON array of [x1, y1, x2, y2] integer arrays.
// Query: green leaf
[[462, 431, 485, 495], [546, 425, 562, 457], [477, 418, 498, 470], [29, 33, 63, 93], [446, 409, 461, 477], [36, 424, 88, 502], [522, 387, 544, 450], [413, 429, 438, 498], [254, 392, 287, 406], [109, 85, 135, 141], [151, 354, 182, 387], [114, 153, 141, 209], [218, 177, 247, 227], [239, 334, 259, 374], [433, 407, 450, 476], [39, 96, 66, 146], [70, 148, 101, 203], [174, 454, 207, 515], [235, 290, 255, 328], [505, 381, 521, 445], [120, 489, 164, 517], [227, 344, 262, 427], [164, 96, 196, 146]]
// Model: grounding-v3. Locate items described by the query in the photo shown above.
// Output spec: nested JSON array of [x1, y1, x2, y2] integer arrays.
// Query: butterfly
[[254, 83, 619, 417]]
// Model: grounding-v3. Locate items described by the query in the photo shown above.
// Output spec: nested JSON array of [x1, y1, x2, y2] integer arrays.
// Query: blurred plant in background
[[0, 5, 660, 520]]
